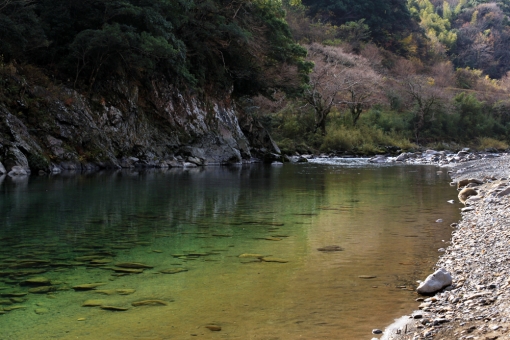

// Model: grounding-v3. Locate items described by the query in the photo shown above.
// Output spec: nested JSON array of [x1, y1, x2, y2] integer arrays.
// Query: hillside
[[1, 0, 510, 174], [250, 0, 510, 156], [0, 0, 309, 173]]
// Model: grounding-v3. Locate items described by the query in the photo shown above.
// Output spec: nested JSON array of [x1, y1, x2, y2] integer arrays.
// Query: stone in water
[[72, 283, 107, 291], [159, 268, 188, 274], [100, 305, 129, 311], [261, 257, 288, 263], [131, 299, 169, 307], [114, 262, 153, 269], [238, 254, 264, 258], [23, 277, 51, 285], [317, 245, 343, 252]]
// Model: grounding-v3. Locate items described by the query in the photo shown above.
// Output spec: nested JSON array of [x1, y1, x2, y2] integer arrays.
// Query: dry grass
[[476, 137, 509, 151], [320, 125, 416, 154]]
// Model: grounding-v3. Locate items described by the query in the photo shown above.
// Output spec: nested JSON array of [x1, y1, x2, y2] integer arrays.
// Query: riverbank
[[378, 153, 510, 340]]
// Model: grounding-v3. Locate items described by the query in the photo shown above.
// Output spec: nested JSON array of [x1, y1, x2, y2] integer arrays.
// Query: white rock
[[8, 165, 28, 176], [465, 196, 482, 203], [0, 162, 6, 174], [395, 153, 409, 161], [416, 268, 452, 294], [369, 155, 387, 163]]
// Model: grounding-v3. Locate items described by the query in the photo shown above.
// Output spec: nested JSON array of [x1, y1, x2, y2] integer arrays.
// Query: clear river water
[[0, 159, 460, 340]]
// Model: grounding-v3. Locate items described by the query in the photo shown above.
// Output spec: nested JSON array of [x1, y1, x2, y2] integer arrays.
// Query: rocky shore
[[374, 152, 510, 340]]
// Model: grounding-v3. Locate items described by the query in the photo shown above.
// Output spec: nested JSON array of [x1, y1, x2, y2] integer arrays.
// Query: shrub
[[477, 137, 509, 151]]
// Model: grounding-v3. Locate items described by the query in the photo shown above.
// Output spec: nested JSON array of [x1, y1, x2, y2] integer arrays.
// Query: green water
[[0, 161, 460, 339]]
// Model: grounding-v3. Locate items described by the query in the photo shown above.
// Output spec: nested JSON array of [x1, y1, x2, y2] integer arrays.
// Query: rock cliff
[[0, 75, 261, 175]]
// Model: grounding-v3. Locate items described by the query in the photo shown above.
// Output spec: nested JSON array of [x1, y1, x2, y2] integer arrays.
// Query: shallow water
[[0, 161, 460, 339]]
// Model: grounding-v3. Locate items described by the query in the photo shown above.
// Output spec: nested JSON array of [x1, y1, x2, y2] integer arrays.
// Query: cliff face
[[0, 76, 254, 175]]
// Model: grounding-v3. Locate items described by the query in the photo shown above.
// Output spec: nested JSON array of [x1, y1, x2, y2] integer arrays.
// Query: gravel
[[378, 152, 510, 340]]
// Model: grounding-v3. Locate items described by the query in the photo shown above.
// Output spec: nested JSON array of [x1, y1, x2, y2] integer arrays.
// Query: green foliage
[[455, 67, 483, 89], [0, 0, 310, 97], [338, 19, 371, 52], [300, 0, 416, 48], [408, 0, 457, 49], [453, 92, 498, 139]]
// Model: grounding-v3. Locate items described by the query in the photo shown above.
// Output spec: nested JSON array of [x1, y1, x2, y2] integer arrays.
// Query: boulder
[[4, 146, 30, 173], [8, 165, 28, 177], [417, 268, 452, 294], [369, 155, 387, 163], [167, 159, 183, 168], [49, 163, 62, 174], [457, 178, 483, 189], [458, 187, 478, 204], [395, 153, 409, 162]]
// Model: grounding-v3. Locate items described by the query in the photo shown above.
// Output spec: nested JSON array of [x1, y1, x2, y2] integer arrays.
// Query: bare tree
[[304, 47, 347, 134], [400, 75, 445, 143], [303, 43, 382, 134], [339, 65, 382, 125]]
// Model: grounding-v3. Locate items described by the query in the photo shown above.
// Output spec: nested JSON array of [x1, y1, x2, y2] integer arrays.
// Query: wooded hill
[[1, 0, 510, 157]]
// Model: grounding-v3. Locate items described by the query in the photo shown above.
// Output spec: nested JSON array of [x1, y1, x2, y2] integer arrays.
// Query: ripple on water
[[0, 163, 459, 339]]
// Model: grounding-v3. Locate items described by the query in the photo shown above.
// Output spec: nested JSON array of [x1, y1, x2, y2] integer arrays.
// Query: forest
[[1, 0, 510, 155]]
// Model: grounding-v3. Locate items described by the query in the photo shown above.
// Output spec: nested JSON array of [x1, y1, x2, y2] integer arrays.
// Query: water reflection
[[0, 163, 459, 339]]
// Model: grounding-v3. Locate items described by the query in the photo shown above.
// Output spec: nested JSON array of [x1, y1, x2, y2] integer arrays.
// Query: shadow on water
[[0, 162, 459, 339]]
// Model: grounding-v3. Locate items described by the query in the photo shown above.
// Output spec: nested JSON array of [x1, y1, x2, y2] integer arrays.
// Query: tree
[[340, 66, 381, 125], [0, 0, 46, 61], [400, 75, 445, 142], [0, 0, 311, 96], [300, 0, 417, 47], [408, 0, 457, 51], [303, 43, 381, 134]]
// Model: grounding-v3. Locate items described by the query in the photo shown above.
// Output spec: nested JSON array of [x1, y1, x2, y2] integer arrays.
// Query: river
[[0, 160, 459, 339]]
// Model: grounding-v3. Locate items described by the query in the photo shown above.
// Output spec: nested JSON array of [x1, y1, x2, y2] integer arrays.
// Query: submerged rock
[[159, 268, 188, 274], [28, 286, 56, 294], [131, 299, 170, 307], [261, 257, 289, 263], [114, 262, 153, 269], [317, 245, 343, 252], [72, 283, 107, 291], [34, 308, 49, 314], [100, 305, 129, 311], [238, 254, 264, 258], [23, 277, 51, 286], [417, 268, 452, 295], [112, 267, 144, 274]]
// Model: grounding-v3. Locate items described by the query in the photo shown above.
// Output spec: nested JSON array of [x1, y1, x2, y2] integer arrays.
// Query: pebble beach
[[374, 151, 510, 340]]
